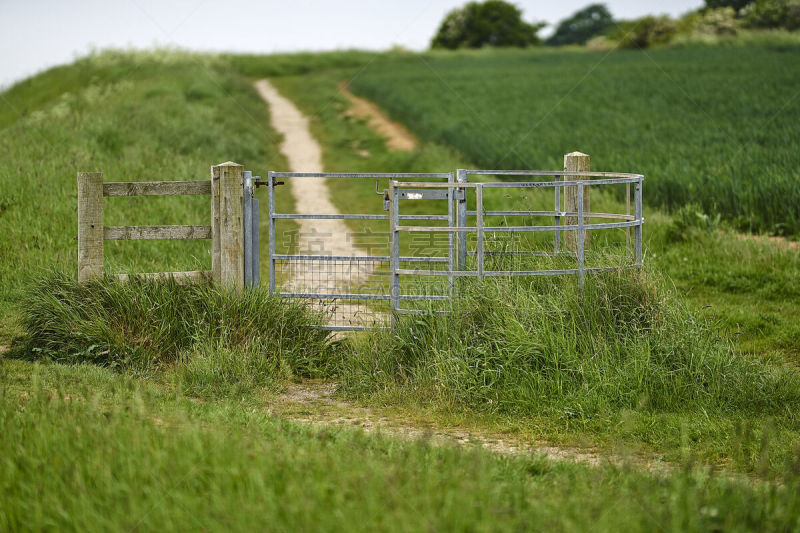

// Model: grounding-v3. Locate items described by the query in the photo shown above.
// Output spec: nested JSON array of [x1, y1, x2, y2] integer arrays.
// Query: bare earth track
[[339, 82, 418, 151]]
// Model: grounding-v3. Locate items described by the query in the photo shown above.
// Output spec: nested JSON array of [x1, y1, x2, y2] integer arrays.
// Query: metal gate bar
[[264, 171, 453, 331], [258, 168, 644, 330], [243, 170, 259, 289], [389, 172, 644, 317]]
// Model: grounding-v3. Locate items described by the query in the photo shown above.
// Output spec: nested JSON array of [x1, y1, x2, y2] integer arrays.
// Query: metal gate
[[260, 171, 454, 331], [251, 169, 644, 331]]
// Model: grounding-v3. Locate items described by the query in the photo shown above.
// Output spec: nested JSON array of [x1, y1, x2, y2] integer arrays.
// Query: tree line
[[431, 0, 800, 49]]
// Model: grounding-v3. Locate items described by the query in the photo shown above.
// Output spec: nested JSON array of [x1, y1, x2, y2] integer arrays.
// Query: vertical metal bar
[[252, 198, 260, 287], [389, 182, 400, 325], [626, 182, 631, 251], [634, 179, 643, 266], [554, 179, 561, 254], [476, 184, 484, 281], [243, 171, 253, 288], [447, 172, 454, 296], [456, 169, 467, 270], [268, 171, 276, 294], [577, 183, 585, 290]]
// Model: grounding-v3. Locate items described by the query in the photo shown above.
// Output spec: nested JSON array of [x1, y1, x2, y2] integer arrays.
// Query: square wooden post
[[77, 172, 104, 281], [213, 162, 244, 289], [563, 152, 590, 251], [210, 165, 221, 282]]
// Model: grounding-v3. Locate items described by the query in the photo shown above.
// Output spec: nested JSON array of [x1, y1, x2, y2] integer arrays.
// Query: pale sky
[[1, 0, 702, 88]]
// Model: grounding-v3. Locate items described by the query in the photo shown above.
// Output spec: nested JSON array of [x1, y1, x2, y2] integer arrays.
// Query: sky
[[1, 0, 703, 88]]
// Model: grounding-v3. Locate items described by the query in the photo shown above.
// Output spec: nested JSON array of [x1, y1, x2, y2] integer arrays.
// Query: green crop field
[[348, 45, 800, 235], [2, 46, 800, 531]]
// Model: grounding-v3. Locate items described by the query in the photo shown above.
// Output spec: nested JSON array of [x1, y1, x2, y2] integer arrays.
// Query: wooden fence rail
[[77, 162, 244, 288]]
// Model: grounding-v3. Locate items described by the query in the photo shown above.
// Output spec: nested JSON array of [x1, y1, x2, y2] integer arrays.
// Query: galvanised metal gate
[[249, 169, 644, 330], [260, 171, 454, 331], [387, 171, 643, 317]]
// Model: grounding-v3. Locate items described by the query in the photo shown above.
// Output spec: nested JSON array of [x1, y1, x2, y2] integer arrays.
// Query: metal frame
[[388, 171, 645, 316], [260, 169, 644, 330], [264, 171, 453, 331], [243, 171, 260, 288]]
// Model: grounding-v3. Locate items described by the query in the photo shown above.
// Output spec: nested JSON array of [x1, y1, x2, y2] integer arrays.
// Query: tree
[[610, 16, 679, 49], [546, 3, 615, 46], [741, 0, 800, 30], [704, 0, 752, 11], [431, 1, 545, 49]]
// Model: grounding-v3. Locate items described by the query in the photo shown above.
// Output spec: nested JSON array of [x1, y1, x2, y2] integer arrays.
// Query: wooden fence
[[77, 161, 245, 288]]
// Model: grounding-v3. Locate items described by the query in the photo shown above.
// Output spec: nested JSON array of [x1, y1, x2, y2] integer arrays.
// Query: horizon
[[1, 0, 702, 88]]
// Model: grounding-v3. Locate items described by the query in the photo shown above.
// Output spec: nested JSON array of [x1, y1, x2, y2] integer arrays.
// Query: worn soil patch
[[735, 232, 799, 251], [339, 82, 418, 152], [268, 381, 674, 471]]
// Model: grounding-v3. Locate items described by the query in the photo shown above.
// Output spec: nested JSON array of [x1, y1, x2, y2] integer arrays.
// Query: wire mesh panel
[[274, 255, 391, 330], [264, 170, 643, 331], [265, 172, 454, 331]]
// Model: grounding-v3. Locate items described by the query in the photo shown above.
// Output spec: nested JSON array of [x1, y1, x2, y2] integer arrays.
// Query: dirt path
[[270, 381, 675, 472], [339, 82, 418, 151], [254, 80, 374, 326], [735, 232, 799, 251]]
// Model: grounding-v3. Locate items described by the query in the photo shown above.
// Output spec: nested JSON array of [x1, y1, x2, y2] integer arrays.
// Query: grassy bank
[[0, 49, 293, 342], [12, 272, 332, 396], [3, 46, 800, 529], [3, 359, 800, 532]]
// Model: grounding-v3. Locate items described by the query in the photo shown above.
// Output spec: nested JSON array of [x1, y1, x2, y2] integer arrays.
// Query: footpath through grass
[[3, 47, 800, 529], [251, 54, 800, 474], [266, 58, 800, 365]]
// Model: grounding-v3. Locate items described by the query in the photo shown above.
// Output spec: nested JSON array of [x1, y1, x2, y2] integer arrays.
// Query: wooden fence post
[[210, 165, 221, 283], [77, 172, 104, 281], [564, 152, 590, 251], [215, 162, 244, 289]]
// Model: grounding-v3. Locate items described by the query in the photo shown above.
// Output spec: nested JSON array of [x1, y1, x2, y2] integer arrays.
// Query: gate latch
[[253, 177, 284, 188]]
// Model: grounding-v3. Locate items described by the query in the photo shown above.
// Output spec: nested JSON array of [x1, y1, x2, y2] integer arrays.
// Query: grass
[[0, 49, 294, 343], [3, 45, 800, 529], [3, 359, 800, 532], [347, 45, 800, 236], [12, 271, 333, 397], [341, 268, 800, 474]]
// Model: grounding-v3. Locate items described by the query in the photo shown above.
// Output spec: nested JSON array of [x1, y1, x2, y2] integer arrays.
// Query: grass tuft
[[12, 271, 333, 392], [344, 268, 800, 418]]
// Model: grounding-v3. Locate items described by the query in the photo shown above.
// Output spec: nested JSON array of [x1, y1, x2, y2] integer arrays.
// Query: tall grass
[[13, 271, 332, 395], [345, 269, 800, 416]]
